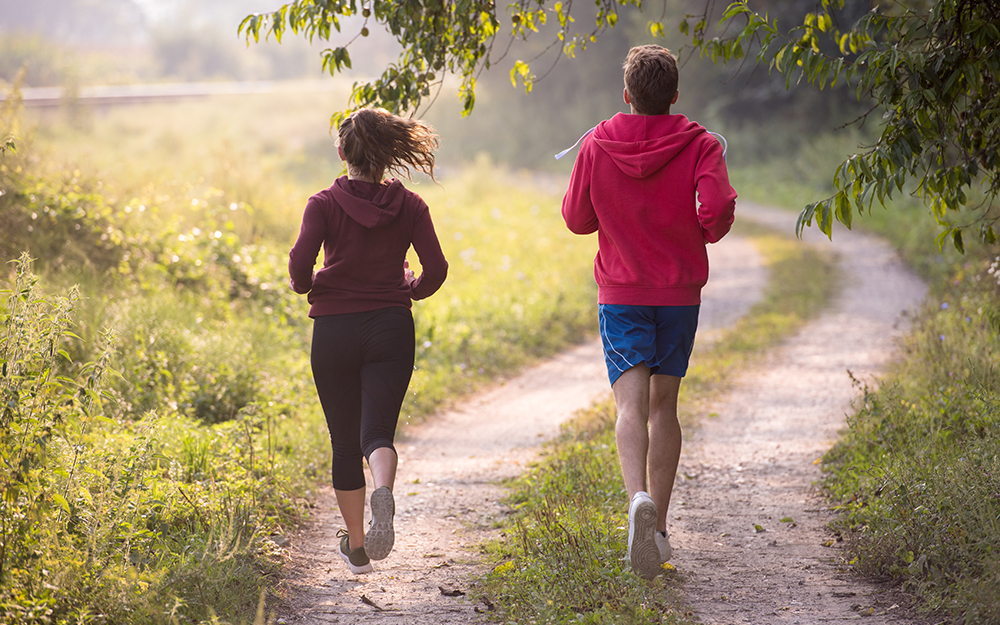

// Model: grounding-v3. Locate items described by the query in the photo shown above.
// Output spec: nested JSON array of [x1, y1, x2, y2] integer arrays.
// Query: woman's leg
[[358, 308, 414, 560], [311, 314, 368, 550], [358, 307, 415, 481], [368, 447, 398, 490]]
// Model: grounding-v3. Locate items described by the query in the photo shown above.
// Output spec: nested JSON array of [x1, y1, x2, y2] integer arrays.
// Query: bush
[[0, 256, 308, 624]]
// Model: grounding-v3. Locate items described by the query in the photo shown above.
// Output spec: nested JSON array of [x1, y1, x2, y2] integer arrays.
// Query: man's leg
[[649, 374, 682, 533], [614, 363, 662, 578], [613, 363, 652, 498]]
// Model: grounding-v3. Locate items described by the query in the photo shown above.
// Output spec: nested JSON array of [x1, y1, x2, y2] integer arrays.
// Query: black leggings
[[310, 307, 415, 491]]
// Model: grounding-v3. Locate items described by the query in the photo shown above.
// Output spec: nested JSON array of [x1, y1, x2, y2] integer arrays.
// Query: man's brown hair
[[623, 45, 679, 115]]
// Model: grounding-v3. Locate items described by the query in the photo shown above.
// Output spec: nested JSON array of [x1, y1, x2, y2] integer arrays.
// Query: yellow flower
[[493, 561, 515, 575]]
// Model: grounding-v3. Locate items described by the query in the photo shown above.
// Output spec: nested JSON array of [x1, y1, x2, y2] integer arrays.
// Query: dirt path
[[670, 202, 928, 624], [277, 203, 927, 624]]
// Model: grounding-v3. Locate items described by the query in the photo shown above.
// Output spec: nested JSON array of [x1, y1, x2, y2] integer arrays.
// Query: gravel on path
[[277, 232, 764, 624], [277, 202, 928, 625], [671, 203, 929, 624]]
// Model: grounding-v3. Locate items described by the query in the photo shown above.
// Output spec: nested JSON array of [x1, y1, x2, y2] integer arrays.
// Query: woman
[[288, 108, 448, 574]]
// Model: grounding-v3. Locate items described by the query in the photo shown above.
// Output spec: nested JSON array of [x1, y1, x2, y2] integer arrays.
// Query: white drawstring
[[554, 127, 596, 160]]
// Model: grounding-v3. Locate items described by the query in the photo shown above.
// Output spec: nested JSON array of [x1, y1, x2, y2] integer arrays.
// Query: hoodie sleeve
[[695, 135, 737, 243], [561, 138, 600, 235], [288, 195, 328, 294], [409, 201, 448, 300]]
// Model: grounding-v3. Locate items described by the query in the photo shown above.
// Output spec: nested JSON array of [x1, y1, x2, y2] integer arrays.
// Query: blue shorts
[[599, 304, 700, 386]]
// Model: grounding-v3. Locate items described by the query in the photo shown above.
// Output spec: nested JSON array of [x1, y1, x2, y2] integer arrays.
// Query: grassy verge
[[2, 90, 597, 624], [473, 218, 840, 624], [734, 144, 1000, 622]]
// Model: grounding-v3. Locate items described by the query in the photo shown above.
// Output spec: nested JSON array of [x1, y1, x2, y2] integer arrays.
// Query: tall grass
[[0, 255, 309, 624], [3, 86, 605, 621], [730, 134, 1000, 622]]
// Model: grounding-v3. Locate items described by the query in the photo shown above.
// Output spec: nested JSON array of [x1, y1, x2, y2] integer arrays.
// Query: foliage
[[685, 0, 1000, 250], [238, 0, 640, 124], [476, 218, 840, 623], [241, 0, 999, 250], [823, 250, 1000, 622], [0, 34, 71, 88], [0, 256, 304, 624]]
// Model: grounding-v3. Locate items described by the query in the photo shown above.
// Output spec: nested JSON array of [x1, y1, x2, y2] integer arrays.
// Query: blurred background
[[0, 0, 872, 175]]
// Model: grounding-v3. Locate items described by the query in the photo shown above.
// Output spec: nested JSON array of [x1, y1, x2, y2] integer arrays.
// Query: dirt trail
[[670, 202, 928, 624], [278, 203, 926, 624]]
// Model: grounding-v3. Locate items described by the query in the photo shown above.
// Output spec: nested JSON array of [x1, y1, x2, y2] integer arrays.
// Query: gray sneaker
[[337, 530, 373, 574], [627, 492, 660, 579], [365, 486, 395, 560]]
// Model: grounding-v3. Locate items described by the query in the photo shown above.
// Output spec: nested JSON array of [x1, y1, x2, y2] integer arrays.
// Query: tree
[[688, 0, 1000, 249], [240, 0, 1000, 248]]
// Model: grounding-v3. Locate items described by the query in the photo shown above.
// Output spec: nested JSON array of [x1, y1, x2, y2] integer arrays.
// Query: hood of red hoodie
[[329, 177, 407, 228], [593, 113, 705, 179]]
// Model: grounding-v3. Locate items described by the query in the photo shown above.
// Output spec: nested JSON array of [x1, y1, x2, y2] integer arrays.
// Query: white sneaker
[[627, 492, 660, 579], [655, 530, 673, 563]]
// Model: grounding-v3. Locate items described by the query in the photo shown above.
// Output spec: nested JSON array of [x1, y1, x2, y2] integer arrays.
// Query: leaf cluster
[[688, 0, 1000, 250], [238, 0, 639, 123]]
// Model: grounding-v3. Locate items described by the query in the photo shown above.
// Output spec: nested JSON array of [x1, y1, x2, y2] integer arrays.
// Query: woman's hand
[[403, 260, 416, 285]]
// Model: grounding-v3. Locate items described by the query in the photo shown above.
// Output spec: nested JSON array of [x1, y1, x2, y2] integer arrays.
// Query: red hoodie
[[288, 176, 448, 317], [562, 113, 736, 306]]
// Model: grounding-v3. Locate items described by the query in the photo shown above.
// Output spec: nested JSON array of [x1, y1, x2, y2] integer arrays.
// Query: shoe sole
[[366, 486, 395, 561], [628, 496, 660, 579]]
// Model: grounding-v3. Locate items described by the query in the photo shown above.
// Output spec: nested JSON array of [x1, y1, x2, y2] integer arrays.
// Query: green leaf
[[51, 492, 70, 513], [952, 229, 964, 254], [835, 191, 852, 229], [796, 202, 818, 238]]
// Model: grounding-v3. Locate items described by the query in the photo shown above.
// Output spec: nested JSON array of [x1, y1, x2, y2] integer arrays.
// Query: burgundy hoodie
[[288, 176, 448, 317], [561, 113, 737, 306]]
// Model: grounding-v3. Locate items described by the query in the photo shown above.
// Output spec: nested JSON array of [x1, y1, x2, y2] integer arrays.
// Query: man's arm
[[695, 136, 737, 243], [561, 142, 600, 235]]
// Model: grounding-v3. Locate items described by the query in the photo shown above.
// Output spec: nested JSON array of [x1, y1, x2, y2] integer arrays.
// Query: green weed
[[823, 251, 1000, 622]]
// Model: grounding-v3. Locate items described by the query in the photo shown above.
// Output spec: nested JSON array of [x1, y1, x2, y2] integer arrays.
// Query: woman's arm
[[408, 203, 448, 300], [288, 196, 328, 294]]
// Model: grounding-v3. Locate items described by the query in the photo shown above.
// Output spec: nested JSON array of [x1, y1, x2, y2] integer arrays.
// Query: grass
[[474, 217, 841, 624], [2, 89, 599, 624], [732, 140, 1000, 622]]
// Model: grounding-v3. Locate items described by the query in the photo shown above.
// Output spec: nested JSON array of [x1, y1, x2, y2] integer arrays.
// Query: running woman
[[288, 108, 449, 574]]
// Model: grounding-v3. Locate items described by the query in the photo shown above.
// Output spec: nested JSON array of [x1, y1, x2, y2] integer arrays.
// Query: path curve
[[278, 203, 927, 624]]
